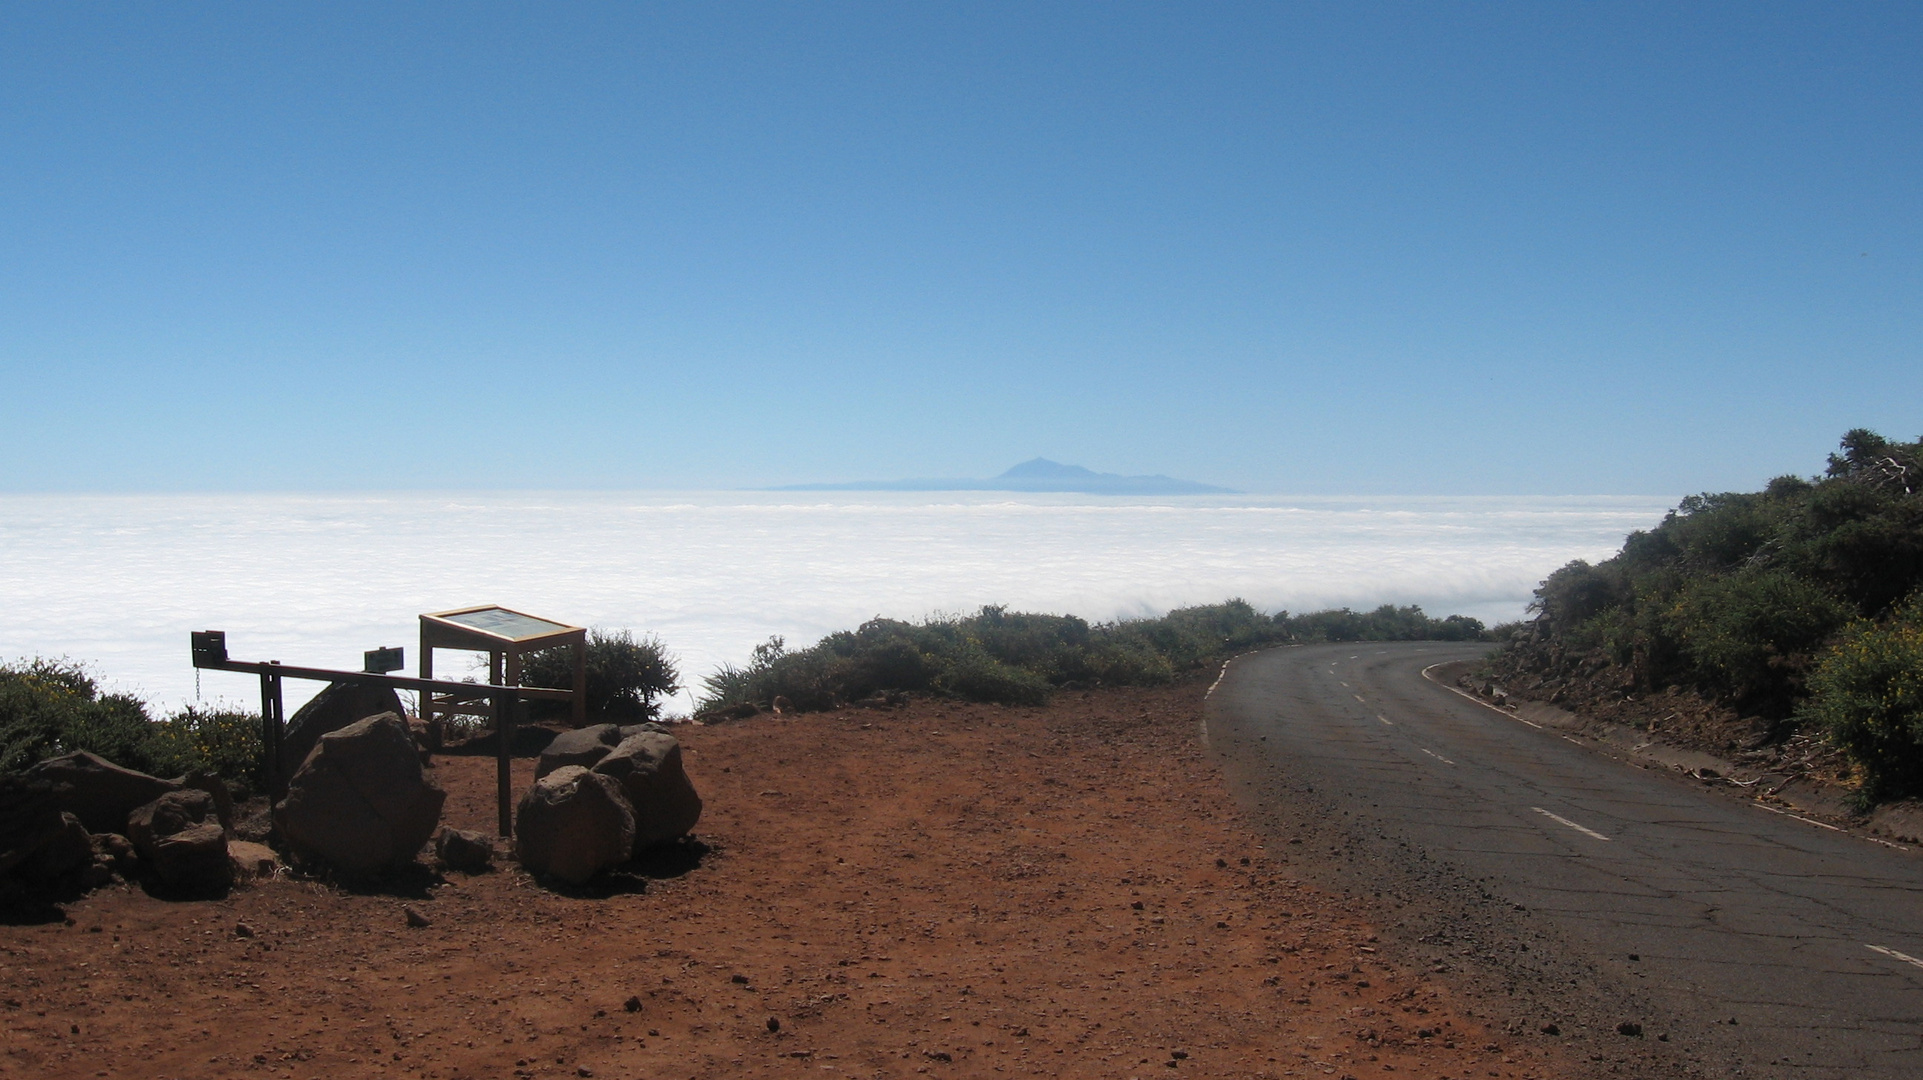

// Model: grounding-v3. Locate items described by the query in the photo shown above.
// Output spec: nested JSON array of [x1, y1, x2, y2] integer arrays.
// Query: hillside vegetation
[[1488, 429, 1923, 802], [697, 600, 1487, 713], [0, 658, 259, 786]]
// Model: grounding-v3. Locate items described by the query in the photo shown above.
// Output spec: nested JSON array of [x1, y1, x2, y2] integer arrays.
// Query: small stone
[[1540, 1023, 1560, 1036], [624, 996, 642, 1013], [404, 906, 431, 928], [1131, 901, 1144, 910], [1627, 953, 1640, 962], [1214, 858, 1227, 868], [1617, 1022, 1643, 1037], [731, 974, 749, 984], [766, 1016, 780, 1033], [576, 1068, 593, 1078], [234, 922, 255, 938]]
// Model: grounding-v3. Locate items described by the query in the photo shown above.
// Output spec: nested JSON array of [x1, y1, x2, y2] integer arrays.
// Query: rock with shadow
[[535, 724, 624, 779], [592, 731, 703, 853], [275, 712, 446, 880], [129, 789, 231, 896], [515, 765, 634, 885], [281, 681, 409, 777]]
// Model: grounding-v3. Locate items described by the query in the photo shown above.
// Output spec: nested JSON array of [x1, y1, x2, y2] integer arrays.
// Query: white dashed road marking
[[1420, 748, 1455, 765], [1377, 715, 1393, 726], [1533, 807, 1611, 841], [1353, 694, 1366, 704], [1867, 944, 1923, 972]]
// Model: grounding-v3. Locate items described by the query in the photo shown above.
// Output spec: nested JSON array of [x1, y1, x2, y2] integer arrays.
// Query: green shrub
[[150, 707, 263, 787], [0, 658, 158, 774], [0, 659, 262, 789], [935, 648, 1053, 706], [1670, 570, 1850, 712], [520, 629, 681, 720], [1799, 604, 1923, 802]]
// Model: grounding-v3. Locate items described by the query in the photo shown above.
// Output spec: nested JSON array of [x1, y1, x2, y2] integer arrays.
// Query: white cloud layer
[[0, 491, 1674, 716]]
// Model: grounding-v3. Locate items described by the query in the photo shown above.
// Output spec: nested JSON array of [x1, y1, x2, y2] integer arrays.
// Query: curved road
[[1206, 642, 1923, 1079]]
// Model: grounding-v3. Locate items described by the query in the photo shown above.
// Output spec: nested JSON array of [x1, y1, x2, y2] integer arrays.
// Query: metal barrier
[[191, 630, 533, 835]]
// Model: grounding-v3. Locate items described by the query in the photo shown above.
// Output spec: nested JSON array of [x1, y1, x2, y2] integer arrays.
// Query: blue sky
[[2, 3, 1917, 495]]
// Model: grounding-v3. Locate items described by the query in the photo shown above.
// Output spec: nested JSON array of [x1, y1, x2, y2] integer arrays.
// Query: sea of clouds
[[0, 491, 1675, 716]]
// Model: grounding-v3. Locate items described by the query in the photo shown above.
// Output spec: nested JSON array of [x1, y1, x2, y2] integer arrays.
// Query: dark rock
[[404, 905, 431, 928], [19, 813, 93, 882], [90, 832, 137, 876], [127, 789, 217, 861], [149, 822, 231, 893], [1617, 1022, 1644, 1037], [766, 1017, 781, 1033], [535, 724, 624, 779], [25, 751, 177, 836], [281, 681, 408, 776], [592, 732, 702, 852], [435, 827, 494, 873], [129, 789, 231, 892], [407, 715, 440, 760], [616, 722, 670, 741], [275, 712, 446, 878], [514, 766, 634, 884], [623, 995, 642, 1013], [0, 775, 66, 878], [235, 921, 255, 938], [176, 771, 236, 833]]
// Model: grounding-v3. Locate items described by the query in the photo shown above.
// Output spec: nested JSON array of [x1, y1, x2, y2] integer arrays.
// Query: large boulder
[[275, 712, 445, 878], [129, 789, 231, 893], [515, 766, 634, 884], [18, 812, 93, 883], [592, 732, 702, 851], [534, 723, 623, 779], [25, 752, 178, 836], [281, 681, 409, 777], [0, 775, 66, 878]]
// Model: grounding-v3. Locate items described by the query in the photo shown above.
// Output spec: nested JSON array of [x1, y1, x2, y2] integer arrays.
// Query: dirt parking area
[[1, 680, 1569, 1079]]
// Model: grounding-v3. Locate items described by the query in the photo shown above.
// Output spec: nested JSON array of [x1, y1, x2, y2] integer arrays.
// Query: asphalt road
[[1205, 642, 1923, 1080]]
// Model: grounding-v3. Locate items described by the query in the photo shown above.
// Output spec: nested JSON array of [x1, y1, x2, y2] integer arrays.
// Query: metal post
[[495, 687, 518, 838], [259, 663, 285, 799]]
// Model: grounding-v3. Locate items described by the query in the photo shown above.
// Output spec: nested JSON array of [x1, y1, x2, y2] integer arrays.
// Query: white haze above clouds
[[0, 491, 1676, 716]]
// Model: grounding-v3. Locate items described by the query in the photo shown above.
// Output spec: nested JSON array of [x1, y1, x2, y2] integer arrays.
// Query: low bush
[[149, 707, 263, 783], [0, 659, 160, 775], [1799, 603, 1923, 802], [520, 629, 681, 721], [0, 658, 263, 791]]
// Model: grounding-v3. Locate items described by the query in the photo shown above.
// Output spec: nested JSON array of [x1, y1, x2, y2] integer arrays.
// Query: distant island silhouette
[[769, 458, 1238, 495]]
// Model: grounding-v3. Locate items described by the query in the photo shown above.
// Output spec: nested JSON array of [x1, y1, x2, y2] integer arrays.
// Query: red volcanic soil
[[1, 681, 1569, 1080]]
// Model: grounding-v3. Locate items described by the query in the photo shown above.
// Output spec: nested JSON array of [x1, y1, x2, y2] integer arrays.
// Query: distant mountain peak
[[997, 458, 1102, 480], [769, 459, 1236, 495]]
